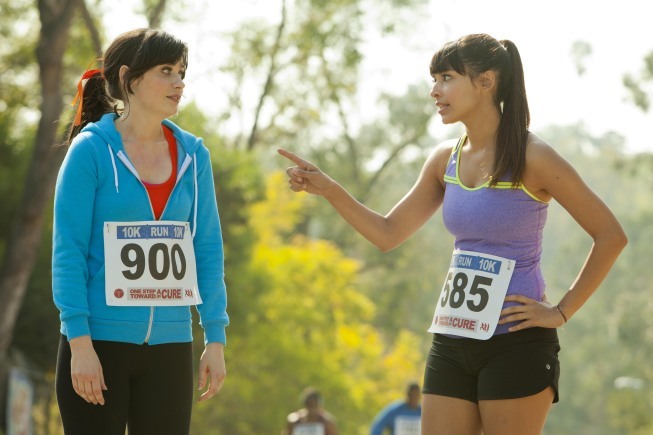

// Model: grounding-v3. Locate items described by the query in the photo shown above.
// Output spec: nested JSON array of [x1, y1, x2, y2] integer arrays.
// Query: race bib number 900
[[428, 250, 515, 339], [104, 221, 201, 306]]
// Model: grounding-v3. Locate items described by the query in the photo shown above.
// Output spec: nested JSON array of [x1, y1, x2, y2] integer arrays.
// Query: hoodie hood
[[82, 113, 204, 156]]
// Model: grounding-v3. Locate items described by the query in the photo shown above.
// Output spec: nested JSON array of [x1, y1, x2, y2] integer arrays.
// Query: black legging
[[56, 335, 193, 435]]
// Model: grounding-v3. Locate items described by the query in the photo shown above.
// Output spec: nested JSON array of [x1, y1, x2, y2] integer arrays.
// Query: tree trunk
[[0, 1, 81, 419], [148, 0, 168, 28]]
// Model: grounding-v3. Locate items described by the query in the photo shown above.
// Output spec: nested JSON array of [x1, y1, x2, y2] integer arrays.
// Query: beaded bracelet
[[556, 304, 568, 323]]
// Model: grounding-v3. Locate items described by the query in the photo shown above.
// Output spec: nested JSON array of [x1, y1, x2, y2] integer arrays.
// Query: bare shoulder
[[526, 132, 580, 176], [430, 136, 459, 162], [524, 132, 582, 200], [424, 137, 458, 187], [525, 133, 561, 164]]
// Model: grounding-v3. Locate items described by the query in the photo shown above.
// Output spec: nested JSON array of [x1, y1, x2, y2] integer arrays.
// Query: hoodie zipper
[[115, 149, 194, 343]]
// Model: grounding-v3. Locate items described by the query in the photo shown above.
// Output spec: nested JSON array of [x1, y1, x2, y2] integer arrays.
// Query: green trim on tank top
[[445, 135, 548, 204]]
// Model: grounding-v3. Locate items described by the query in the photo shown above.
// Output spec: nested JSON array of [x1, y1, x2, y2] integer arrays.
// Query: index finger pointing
[[277, 148, 308, 169]]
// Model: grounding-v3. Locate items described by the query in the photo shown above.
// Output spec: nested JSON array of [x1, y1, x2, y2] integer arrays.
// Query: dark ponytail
[[430, 34, 530, 186], [66, 70, 114, 144], [494, 39, 529, 187]]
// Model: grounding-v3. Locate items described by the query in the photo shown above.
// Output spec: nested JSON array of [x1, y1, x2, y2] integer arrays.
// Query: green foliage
[[219, 0, 429, 154], [531, 124, 653, 435], [5, 2, 653, 434], [624, 51, 653, 112], [215, 0, 444, 353], [11, 201, 60, 371], [570, 40, 592, 76], [0, 0, 39, 164], [191, 172, 424, 434], [0, 0, 40, 288], [607, 388, 653, 434], [4, 0, 120, 373]]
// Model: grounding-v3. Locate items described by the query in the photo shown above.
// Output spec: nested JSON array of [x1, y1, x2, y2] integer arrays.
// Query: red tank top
[[143, 126, 178, 220]]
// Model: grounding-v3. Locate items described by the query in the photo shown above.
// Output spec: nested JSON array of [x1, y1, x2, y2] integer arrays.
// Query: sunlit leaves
[[623, 50, 653, 113], [191, 171, 424, 433], [570, 39, 592, 76]]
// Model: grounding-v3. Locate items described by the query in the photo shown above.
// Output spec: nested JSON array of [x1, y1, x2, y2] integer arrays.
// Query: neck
[[462, 102, 501, 150], [115, 106, 165, 143]]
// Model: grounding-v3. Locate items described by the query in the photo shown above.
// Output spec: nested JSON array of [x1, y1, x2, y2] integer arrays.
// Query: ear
[[477, 71, 496, 92], [118, 65, 129, 85]]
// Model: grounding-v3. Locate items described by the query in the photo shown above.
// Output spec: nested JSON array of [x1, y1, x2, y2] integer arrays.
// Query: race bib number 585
[[428, 250, 515, 339], [104, 221, 201, 306]]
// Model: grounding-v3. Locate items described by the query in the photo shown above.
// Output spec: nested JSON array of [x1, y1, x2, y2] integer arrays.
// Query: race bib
[[292, 423, 325, 435], [394, 416, 420, 435], [428, 250, 515, 339], [104, 221, 201, 306]]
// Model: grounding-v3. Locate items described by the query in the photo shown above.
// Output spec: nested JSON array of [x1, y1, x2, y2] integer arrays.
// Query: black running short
[[423, 327, 560, 403]]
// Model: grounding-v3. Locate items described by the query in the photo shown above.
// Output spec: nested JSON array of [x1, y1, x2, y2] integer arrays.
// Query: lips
[[168, 95, 182, 103]]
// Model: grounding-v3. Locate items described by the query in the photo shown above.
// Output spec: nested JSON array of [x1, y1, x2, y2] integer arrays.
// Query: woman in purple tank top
[[279, 33, 626, 435]]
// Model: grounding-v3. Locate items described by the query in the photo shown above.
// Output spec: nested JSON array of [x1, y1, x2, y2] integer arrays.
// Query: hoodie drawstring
[[192, 154, 198, 238], [107, 144, 119, 193], [107, 137, 198, 238]]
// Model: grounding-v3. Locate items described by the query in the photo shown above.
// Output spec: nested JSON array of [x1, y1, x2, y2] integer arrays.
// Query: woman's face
[[127, 61, 186, 119], [429, 69, 483, 125]]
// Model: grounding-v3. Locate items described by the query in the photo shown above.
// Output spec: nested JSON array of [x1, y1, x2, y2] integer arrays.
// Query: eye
[[161, 67, 172, 74], [431, 74, 450, 84]]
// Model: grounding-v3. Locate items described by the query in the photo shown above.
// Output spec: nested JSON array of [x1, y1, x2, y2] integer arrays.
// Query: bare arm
[[500, 136, 627, 330], [277, 142, 452, 252]]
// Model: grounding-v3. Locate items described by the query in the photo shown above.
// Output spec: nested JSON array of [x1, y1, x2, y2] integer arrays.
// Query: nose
[[429, 82, 439, 99], [174, 74, 185, 88]]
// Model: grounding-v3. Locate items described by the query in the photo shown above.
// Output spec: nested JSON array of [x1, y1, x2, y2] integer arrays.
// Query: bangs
[[133, 31, 189, 73], [429, 41, 466, 76], [154, 39, 188, 70]]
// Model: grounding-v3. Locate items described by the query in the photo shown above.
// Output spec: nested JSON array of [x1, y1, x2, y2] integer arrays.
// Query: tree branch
[[246, 0, 286, 151], [79, 0, 102, 59], [318, 46, 360, 187], [361, 128, 426, 201]]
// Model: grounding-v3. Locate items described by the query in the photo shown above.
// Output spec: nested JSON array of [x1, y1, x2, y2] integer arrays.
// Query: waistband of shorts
[[434, 327, 558, 346]]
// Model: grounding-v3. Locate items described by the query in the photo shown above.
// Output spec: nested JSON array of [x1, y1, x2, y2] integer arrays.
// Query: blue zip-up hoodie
[[53, 113, 228, 345]]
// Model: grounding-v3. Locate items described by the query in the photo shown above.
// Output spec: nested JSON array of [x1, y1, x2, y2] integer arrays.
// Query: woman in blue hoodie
[[52, 28, 228, 435]]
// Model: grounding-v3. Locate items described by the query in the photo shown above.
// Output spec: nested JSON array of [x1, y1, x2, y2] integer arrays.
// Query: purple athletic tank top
[[442, 135, 548, 336]]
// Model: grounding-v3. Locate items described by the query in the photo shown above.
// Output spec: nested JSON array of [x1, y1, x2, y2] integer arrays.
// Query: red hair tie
[[71, 68, 104, 126]]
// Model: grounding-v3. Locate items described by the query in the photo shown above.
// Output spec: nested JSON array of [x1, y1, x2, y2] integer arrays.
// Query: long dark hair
[[430, 33, 530, 186], [66, 28, 188, 144]]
